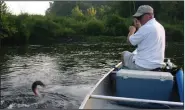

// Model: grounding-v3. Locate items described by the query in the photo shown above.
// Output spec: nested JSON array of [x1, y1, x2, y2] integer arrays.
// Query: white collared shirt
[[129, 18, 165, 69]]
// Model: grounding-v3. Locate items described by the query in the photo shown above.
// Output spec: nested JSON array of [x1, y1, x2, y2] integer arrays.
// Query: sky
[[5, 1, 51, 15]]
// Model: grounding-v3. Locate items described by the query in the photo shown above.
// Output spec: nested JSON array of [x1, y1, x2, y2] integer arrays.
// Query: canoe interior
[[81, 63, 184, 109]]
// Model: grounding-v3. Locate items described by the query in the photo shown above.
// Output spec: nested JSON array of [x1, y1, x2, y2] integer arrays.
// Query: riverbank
[[1, 13, 183, 46]]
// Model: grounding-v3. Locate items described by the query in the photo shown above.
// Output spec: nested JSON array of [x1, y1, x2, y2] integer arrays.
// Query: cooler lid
[[116, 69, 173, 81]]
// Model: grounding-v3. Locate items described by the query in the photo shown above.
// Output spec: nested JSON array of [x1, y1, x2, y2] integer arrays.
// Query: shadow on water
[[0, 42, 184, 109]]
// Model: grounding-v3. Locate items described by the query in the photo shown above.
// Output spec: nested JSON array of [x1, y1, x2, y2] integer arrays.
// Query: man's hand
[[129, 26, 136, 33], [133, 18, 141, 29]]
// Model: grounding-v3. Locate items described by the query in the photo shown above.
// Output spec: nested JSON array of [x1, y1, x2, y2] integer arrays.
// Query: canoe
[[79, 62, 184, 109]]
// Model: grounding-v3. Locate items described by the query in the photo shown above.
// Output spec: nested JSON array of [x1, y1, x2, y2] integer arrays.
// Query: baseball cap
[[133, 5, 153, 17]]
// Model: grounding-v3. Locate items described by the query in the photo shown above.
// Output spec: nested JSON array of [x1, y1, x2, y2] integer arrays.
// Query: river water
[[0, 42, 184, 109]]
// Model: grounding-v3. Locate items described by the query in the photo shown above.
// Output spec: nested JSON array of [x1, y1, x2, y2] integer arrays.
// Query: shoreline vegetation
[[0, 1, 184, 46]]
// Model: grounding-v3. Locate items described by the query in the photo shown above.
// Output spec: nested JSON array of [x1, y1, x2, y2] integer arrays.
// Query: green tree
[[0, 1, 17, 46], [0, 1, 8, 46], [96, 5, 112, 19], [71, 5, 84, 17], [158, 1, 180, 22], [14, 13, 31, 44], [86, 19, 104, 36], [87, 7, 96, 17], [45, 1, 77, 16]]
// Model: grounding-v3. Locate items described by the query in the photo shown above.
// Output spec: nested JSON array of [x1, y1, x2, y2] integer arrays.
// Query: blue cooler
[[115, 69, 174, 101]]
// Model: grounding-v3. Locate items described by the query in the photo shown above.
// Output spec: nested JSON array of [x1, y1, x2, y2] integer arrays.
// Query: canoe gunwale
[[79, 62, 122, 109], [90, 95, 184, 107]]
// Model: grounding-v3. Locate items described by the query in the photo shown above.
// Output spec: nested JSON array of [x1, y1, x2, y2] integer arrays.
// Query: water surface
[[0, 42, 184, 109]]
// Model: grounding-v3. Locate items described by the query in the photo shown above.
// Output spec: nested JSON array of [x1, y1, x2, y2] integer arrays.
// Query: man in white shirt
[[122, 5, 166, 71]]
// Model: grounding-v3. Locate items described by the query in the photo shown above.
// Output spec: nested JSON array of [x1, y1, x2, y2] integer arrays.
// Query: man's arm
[[127, 18, 141, 44], [127, 26, 136, 44]]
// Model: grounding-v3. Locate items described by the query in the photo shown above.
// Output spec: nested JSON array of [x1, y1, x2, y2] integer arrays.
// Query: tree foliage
[[0, 1, 184, 46], [0, 1, 17, 41], [87, 7, 96, 17], [71, 5, 84, 17]]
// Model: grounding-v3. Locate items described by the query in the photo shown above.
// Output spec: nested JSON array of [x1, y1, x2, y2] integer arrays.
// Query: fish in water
[[31, 81, 66, 98], [32, 81, 45, 97], [30, 81, 86, 109]]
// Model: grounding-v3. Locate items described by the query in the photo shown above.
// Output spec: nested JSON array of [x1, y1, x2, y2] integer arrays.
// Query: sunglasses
[[135, 13, 151, 20]]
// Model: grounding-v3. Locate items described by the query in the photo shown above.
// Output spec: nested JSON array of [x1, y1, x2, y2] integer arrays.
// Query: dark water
[[0, 42, 184, 109]]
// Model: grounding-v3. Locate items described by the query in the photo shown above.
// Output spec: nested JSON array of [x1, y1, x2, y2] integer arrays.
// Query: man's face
[[135, 13, 152, 25], [133, 18, 141, 29]]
